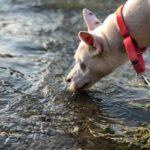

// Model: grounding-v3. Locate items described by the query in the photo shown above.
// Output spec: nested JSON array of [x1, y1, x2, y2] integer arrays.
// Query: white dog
[[67, 0, 150, 92]]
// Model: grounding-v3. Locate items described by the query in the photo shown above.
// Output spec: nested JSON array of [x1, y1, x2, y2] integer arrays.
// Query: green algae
[[127, 128, 150, 149]]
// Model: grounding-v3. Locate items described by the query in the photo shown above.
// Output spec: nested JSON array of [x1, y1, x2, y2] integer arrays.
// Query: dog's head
[[67, 9, 123, 92]]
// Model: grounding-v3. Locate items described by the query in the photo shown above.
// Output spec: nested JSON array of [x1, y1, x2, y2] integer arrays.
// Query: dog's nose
[[66, 77, 71, 83]]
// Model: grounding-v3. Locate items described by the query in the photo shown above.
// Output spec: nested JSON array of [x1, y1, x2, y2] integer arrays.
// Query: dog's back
[[124, 0, 150, 47]]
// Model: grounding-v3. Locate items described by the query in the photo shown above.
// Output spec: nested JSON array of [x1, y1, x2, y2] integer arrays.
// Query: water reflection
[[0, 0, 149, 149]]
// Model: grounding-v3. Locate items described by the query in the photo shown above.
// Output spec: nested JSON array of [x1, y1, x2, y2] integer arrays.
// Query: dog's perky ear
[[83, 8, 101, 31], [78, 31, 94, 46], [78, 31, 103, 54]]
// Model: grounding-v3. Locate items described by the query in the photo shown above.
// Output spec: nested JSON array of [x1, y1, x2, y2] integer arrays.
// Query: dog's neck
[[100, 13, 128, 67], [102, 14, 124, 53]]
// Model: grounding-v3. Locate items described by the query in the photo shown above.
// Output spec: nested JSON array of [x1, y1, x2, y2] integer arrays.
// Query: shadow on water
[[0, 0, 150, 149]]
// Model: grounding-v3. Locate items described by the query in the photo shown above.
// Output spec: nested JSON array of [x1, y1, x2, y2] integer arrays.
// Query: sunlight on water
[[0, 0, 149, 149]]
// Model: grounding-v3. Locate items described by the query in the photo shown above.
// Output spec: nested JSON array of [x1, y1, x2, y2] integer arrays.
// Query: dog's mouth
[[77, 82, 90, 91], [68, 79, 93, 93]]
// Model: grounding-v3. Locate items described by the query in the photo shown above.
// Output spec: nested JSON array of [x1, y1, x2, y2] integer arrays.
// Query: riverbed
[[0, 0, 150, 149]]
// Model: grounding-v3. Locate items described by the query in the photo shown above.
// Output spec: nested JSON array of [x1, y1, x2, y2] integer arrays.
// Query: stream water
[[0, 0, 150, 149]]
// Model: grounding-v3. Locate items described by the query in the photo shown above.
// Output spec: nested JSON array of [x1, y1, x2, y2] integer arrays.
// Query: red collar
[[116, 5, 147, 74]]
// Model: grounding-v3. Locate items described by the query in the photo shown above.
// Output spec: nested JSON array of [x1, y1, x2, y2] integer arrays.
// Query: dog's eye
[[80, 63, 86, 71]]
